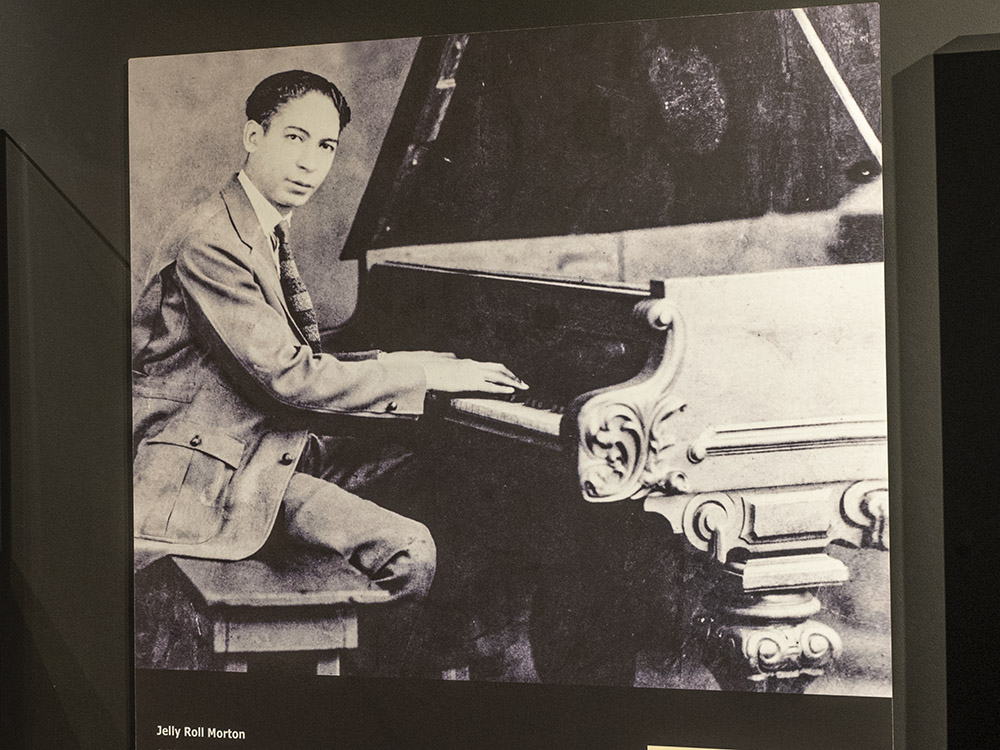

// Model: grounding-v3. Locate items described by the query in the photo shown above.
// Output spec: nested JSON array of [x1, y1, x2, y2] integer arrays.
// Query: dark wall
[[3, 0, 1000, 748], [3, 137, 131, 749], [934, 48, 1000, 750]]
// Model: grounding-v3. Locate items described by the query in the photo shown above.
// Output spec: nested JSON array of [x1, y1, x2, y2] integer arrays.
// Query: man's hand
[[380, 350, 528, 395]]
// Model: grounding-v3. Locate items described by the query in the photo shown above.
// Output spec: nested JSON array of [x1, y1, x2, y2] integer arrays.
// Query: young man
[[132, 71, 525, 617]]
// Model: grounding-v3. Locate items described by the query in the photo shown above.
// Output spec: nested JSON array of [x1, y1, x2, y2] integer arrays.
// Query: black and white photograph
[[129, 0, 889, 717]]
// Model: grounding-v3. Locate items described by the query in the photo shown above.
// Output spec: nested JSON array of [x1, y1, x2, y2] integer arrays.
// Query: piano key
[[448, 396, 564, 438]]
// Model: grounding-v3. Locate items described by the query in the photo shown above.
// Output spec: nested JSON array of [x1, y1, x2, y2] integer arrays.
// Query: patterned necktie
[[274, 220, 323, 352]]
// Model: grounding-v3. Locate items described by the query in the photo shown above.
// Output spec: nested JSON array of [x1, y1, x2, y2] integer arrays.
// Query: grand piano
[[328, 7, 888, 694]]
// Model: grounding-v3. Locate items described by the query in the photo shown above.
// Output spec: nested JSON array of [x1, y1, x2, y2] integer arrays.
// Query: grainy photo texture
[[131, 4, 888, 699]]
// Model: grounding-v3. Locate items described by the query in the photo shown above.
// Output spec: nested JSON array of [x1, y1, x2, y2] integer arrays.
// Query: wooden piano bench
[[134, 550, 390, 675]]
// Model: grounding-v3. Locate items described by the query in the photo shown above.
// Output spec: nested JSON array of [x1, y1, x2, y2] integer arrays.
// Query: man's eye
[[321, 143, 337, 153], [285, 133, 301, 141]]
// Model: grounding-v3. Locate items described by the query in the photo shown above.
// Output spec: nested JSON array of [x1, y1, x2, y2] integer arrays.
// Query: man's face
[[243, 91, 341, 210]]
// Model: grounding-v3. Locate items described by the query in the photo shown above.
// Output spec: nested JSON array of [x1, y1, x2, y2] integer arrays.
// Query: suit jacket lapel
[[220, 175, 309, 345]]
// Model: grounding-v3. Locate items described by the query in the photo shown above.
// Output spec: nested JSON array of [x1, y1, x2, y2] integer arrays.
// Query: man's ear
[[243, 120, 263, 153]]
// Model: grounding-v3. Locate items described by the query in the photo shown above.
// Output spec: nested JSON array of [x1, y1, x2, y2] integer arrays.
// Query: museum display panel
[[128, 6, 892, 748], [19, 0, 1000, 747]]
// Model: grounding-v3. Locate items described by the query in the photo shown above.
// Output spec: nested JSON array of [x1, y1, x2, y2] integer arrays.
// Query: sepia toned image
[[130, 3, 889, 704]]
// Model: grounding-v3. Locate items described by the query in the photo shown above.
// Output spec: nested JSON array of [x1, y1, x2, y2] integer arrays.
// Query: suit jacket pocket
[[134, 422, 246, 545]]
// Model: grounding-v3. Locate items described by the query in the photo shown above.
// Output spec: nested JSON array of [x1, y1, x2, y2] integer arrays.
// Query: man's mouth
[[286, 179, 313, 190]]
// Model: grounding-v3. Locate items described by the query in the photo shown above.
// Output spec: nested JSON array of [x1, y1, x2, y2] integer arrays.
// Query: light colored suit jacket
[[132, 175, 426, 560]]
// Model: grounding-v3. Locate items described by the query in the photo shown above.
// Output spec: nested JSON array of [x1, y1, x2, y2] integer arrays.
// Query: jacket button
[[190, 435, 202, 447], [386, 401, 398, 413], [280, 452, 295, 465]]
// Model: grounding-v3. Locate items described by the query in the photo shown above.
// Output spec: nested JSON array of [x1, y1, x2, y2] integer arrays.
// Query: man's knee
[[397, 519, 436, 600]]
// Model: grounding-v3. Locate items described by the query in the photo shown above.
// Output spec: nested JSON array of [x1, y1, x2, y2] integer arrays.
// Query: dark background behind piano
[[2, 0, 994, 748], [348, 7, 880, 249], [127, 7, 881, 329]]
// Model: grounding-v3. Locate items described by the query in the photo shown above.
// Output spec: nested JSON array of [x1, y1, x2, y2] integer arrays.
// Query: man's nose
[[297, 146, 322, 172]]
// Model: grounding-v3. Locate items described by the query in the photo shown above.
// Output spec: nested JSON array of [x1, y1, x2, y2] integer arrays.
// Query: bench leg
[[222, 657, 248, 673], [315, 653, 341, 676]]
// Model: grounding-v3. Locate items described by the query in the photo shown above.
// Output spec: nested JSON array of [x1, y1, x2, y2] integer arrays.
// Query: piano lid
[[341, 7, 882, 262]]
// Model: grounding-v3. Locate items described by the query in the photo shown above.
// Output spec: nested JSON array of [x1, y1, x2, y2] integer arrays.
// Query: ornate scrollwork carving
[[578, 403, 647, 501], [697, 599, 843, 691], [725, 619, 841, 678], [576, 299, 686, 502], [840, 480, 890, 550], [681, 492, 742, 563], [644, 399, 689, 492]]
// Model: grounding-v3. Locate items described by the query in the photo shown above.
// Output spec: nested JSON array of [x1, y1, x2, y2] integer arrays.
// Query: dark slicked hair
[[245, 70, 352, 132]]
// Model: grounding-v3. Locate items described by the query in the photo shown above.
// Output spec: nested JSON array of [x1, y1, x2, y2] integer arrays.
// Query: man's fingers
[[476, 382, 517, 394], [480, 362, 529, 388], [387, 350, 458, 361], [422, 358, 527, 393]]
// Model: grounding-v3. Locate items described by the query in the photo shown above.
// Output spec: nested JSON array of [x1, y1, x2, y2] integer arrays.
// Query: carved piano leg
[[644, 483, 888, 693], [695, 582, 842, 693]]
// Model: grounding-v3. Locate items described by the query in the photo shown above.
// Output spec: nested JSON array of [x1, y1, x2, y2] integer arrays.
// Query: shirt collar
[[237, 170, 291, 244]]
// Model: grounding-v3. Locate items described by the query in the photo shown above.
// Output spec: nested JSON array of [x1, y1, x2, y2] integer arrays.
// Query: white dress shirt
[[237, 170, 290, 274]]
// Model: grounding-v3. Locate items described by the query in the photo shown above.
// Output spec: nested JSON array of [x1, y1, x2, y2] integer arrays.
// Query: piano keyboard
[[447, 395, 565, 445]]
